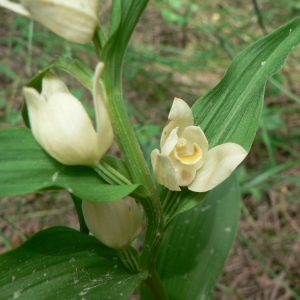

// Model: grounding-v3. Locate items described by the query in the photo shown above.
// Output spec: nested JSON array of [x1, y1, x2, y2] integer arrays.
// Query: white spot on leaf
[[201, 205, 211, 212], [52, 171, 59, 182], [13, 291, 22, 299]]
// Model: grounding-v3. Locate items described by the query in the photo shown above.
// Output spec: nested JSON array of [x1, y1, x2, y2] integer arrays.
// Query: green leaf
[[109, 0, 122, 38], [30, 57, 94, 92], [141, 174, 241, 299], [192, 17, 300, 151], [0, 62, 20, 81], [175, 189, 207, 218], [0, 128, 139, 202], [102, 0, 150, 72], [0, 227, 146, 299]]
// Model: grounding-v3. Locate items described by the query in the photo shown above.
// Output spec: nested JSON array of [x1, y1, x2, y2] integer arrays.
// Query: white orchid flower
[[82, 198, 142, 250], [151, 98, 248, 192], [0, 0, 99, 44], [23, 62, 113, 166]]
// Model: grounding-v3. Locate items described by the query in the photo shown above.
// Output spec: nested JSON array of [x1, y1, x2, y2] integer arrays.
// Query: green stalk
[[92, 24, 108, 60], [99, 0, 164, 272], [162, 192, 182, 225], [26, 19, 34, 76], [118, 247, 141, 274], [102, 74, 163, 271], [70, 194, 89, 234], [94, 162, 132, 186], [145, 270, 169, 300]]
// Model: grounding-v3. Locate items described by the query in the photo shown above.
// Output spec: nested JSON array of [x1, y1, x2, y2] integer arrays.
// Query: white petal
[[0, 0, 30, 17], [188, 143, 248, 192], [42, 72, 69, 98], [93, 62, 114, 159], [160, 98, 194, 148], [24, 87, 99, 166], [82, 200, 134, 250], [21, 0, 99, 44], [181, 126, 208, 157], [150, 148, 159, 170], [161, 127, 178, 156], [151, 149, 181, 191], [128, 198, 142, 241], [176, 166, 197, 187]]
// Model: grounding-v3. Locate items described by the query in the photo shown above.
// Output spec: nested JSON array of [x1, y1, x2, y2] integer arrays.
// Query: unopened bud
[[82, 198, 142, 250]]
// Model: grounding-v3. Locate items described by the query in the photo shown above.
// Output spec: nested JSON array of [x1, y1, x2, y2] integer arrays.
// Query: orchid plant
[[0, 1, 300, 299]]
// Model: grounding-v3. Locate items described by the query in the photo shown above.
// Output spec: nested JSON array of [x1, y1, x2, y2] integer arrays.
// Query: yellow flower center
[[175, 138, 202, 164]]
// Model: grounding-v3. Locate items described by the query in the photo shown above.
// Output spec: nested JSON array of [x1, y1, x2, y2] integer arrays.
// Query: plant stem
[[145, 270, 169, 300], [100, 0, 164, 273], [162, 192, 182, 225], [92, 24, 108, 60], [118, 247, 141, 273], [94, 162, 131, 186], [70, 194, 89, 234], [103, 77, 163, 271], [252, 0, 267, 35]]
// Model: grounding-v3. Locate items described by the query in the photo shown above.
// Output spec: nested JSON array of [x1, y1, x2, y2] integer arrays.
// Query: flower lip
[[175, 142, 202, 165]]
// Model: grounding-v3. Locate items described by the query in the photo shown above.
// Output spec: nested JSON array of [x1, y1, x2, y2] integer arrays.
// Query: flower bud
[[82, 198, 142, 251], [23, 62, 113, 166], [0, 0, 100, 44]]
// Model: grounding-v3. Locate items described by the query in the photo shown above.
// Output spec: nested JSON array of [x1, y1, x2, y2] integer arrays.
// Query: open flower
[[0, 0, 99, 44], [23, 62, 113, 166], [151, 98, 248, 192], [82, 198, 142, 250]]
